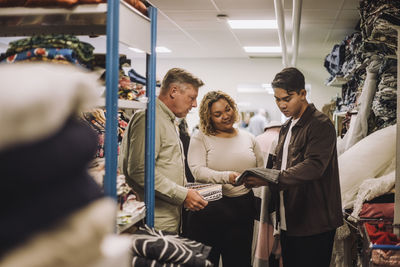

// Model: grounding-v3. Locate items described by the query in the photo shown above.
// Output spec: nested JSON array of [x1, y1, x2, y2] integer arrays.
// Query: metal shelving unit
[[117, 207, 146, 234], [96, 98, 147, 110], [0, 0, 157, 227]]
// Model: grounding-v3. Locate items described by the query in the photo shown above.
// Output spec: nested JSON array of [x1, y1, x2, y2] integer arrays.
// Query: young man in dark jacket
[[243, 67, 343, 267]]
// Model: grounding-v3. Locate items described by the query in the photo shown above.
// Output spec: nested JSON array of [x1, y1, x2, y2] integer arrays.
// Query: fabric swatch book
[[235, 167, 280, 185], [185, 183, 223, 201]]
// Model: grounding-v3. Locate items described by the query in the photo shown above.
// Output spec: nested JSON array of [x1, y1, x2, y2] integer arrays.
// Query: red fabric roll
[[364, 223, 400, 245], [360, 203, 394, 220]]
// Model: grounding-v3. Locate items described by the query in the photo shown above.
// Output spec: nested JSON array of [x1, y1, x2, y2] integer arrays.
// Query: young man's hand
[[243, 176, 269, 188]]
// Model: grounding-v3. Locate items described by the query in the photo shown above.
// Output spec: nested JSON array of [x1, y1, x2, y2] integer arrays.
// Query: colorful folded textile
[[131, 226, 212, 267], [0, 0, 105, 7], [185, 183, 223, 201], [1, 47, 91, 68], [1, 34, 94, 66], [364, 222, 400, 246], [360, 203, 394, 219]]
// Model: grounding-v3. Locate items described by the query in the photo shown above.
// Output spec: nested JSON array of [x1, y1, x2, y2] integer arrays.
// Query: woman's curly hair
[[199, 90, 239, 136]]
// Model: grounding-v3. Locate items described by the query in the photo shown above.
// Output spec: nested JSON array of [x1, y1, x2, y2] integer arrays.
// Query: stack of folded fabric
[[0, 62, 116, 267], [0, 0, 105, 7], [95, 54, 147, 101], [0, 35, 95, 69], [359, 0, 400, 132], [123, 0, 148, 16], [364, 222, 400, 266], [118, 71, 146, 100], [325, 0, 399, 121], [0, 0, 148, 17], [130, 226, 213, 267]]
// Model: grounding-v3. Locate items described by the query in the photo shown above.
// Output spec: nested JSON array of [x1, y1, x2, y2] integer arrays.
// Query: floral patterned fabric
[[0, 35, 94, 68], [1, 47, 90, 68]]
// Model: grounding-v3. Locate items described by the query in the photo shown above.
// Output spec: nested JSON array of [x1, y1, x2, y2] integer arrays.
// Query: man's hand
[[184, 189, 208, 211], [228, 171, 241, 184], [243, 176, 269, 188]]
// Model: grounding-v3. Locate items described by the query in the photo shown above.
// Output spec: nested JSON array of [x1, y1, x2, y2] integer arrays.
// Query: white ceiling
[[148, 0, 360, 60], [0, 0, 361, 63]]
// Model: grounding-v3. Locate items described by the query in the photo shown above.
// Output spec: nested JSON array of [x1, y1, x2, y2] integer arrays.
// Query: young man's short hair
[[271, 67, 305, 94]]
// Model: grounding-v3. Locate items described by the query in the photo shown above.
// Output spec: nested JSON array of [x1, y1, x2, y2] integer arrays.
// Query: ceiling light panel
[[128, 47, 145, 53], [156, 46, 172, 53], [237, 83, 273, 94]]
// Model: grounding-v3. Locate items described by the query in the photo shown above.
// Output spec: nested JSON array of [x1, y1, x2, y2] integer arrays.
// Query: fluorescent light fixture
[[237, 102, 251, 107], [262, 83, 274, 94], [237, 83, 263, 93], [228, 20, 277, 29], [238, 83, 265, 93], [243, 46, 281, 53], [128, 47, 144, 53], [156, 46, 171, 53]]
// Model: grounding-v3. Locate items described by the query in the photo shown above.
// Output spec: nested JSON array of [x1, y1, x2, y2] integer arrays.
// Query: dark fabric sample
[[131, 226, 213, 267]]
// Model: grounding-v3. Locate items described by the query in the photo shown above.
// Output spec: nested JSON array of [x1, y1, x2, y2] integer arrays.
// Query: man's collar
[[296, 103, 316, 127], [157, 98, 176, 121], [282, 103, 316, 128]]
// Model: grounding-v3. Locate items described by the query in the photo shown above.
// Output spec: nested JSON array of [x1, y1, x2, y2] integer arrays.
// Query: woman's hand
[[228, 171, 240, 184]]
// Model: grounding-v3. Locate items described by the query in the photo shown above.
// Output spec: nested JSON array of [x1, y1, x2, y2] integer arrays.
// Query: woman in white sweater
[[187, 90, 264, 267]]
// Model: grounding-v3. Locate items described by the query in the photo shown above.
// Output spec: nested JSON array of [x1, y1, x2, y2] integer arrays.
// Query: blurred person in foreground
[[120, 68, 208, 234], [242, 67, 342, 267]]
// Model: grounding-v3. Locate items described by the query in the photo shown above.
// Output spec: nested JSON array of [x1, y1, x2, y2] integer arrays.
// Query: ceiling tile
[[149, 0, 360, 60]]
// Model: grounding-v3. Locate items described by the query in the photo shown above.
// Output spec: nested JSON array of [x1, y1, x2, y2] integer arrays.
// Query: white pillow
[[339, 124, 396, 209], [0, 62, 100, 150]]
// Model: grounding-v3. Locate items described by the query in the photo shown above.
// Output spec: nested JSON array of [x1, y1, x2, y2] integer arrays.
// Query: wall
[[0, 37, 341, 131], [132, 57, 341, 131]]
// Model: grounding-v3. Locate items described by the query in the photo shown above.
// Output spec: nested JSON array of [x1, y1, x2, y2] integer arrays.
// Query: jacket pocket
[[288, 145, 304, 166]]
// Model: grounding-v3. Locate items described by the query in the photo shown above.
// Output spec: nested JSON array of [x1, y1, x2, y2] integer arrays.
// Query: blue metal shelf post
[[104, 0, 119, 199], [145, 6, 157, 227]]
